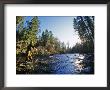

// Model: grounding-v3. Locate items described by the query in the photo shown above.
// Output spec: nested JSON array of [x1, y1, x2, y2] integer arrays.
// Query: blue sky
[[25, 16, 81, 47]]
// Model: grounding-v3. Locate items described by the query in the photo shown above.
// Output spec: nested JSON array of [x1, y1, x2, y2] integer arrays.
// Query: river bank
[[16, 53, 94, 74]]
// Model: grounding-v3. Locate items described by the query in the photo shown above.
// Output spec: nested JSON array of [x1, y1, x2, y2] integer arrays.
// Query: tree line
[[16, 16, 68, 58]]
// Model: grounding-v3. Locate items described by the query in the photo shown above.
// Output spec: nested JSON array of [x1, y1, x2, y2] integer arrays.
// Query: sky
[[38, 16, 81, 47], [25, 16, 81, 47]]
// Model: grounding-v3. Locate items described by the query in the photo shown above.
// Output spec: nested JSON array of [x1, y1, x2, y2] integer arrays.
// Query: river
[[33, 53, 94, 74]]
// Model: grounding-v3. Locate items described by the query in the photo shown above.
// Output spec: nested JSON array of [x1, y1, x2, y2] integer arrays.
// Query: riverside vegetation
[[16, 16, 94, 74]]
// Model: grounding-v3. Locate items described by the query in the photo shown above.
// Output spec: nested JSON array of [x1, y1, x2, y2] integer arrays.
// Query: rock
[[49, 56, 53, 58]]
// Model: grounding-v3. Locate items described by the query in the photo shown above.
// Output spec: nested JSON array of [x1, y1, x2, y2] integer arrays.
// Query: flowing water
[[34, 53, 94, 74]]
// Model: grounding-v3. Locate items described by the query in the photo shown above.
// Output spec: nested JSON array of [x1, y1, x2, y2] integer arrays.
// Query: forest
[[16, 16, 94, 74]]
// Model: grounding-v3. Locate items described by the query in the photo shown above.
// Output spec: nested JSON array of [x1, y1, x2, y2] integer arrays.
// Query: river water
[[34, 54, 94, 74]]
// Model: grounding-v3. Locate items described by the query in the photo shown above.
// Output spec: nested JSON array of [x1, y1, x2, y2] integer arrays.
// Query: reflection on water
[[17, 53, 94, 74]]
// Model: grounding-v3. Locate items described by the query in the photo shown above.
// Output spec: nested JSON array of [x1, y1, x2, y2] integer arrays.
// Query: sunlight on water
[[78, 54, 85, 59], [17, 53, 94, 74]]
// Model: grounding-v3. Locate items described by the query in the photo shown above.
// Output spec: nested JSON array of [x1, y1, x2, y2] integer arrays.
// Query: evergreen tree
[[73, 16, 94, 53]]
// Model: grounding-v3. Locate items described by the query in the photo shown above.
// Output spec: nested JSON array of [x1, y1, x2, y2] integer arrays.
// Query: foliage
[[36, 29, 67, 55], [16, 16, 39, 73], [73, 16, 94, 53], [16, 16, 94, 74], [16, 16, 67, 74]]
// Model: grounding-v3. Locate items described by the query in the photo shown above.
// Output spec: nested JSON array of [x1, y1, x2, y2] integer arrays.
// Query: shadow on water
[[16, 53, 94, 74]]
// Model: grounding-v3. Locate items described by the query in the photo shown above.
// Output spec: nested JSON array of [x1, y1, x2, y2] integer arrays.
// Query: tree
[[73, 16, 94, 53], [16, 16, 40, 74], [16, 16, 24, 41]]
